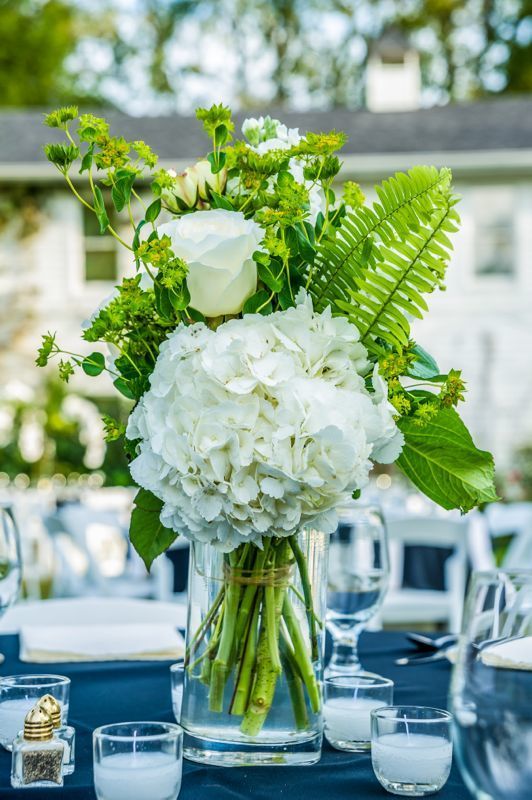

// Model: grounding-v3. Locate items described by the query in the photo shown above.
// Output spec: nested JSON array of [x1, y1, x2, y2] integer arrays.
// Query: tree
[[0, 0, 119, 107]]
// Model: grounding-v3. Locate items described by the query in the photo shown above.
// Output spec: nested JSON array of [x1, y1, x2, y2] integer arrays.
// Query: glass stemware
[[0, 506, 22, 662], [450, 569, 532, 800], [326, 503, 389, 676]]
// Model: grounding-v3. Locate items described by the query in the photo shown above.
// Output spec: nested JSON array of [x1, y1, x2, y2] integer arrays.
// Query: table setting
[[1, 102, 529, 800]]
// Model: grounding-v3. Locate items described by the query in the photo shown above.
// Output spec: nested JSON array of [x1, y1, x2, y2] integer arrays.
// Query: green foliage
[[102, 415, 126, 443], [309, 166, 459, 354], [44, 143, 79, 172], [35, 101, 496, 525], [129, 489, 178, 571], [0, 379, 132, 486], [81, 352, 106, 377], [397, 407, 498, 512], [0, 1, 90, 107], [44, 106, 78, 128]]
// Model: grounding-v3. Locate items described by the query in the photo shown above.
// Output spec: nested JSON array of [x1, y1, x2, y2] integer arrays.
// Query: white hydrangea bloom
[[127, 295, 403, 551]]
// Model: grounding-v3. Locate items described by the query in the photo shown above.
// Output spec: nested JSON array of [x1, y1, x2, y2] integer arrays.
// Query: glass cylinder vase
[[181, 529, 328, 767]]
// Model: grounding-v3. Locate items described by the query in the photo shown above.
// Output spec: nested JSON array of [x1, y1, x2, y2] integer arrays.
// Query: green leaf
[[113, 377, 136, 400], [168, 281, 191, 312], [93, 185, 109, 234], [129, 489, 178, 571], [214, 124, 228, 148], [258, 261, 284, 292], [79, 144, 94, 174], [111, 173, 136, 212], [396, 407, 498, 513], [309, 166, 460, 354], [145, 198, 161, 223], [81, 352, 105, 376], [187, 307, 206, 323], [408, 344, 440, 379], [243, 290, 272, 315], [209, 192, 233, 210], [207, 151, 226, 175]]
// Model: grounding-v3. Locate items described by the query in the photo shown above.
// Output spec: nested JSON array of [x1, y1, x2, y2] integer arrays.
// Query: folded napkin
[[20, 623, 185, 663], [480, 636, 532, 671]]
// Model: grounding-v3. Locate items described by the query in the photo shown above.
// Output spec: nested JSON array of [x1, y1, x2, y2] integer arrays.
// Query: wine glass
[[0, 506, 22, 663], [450, 569, 532, 800], [326, 503, 389, 676]]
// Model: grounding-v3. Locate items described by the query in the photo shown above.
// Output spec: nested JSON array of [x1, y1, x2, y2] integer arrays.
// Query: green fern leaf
[[309, 166, 460, 353]]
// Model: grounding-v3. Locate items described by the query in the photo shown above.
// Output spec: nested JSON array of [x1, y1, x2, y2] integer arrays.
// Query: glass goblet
[[326, 503, 389, 677], [450, 569, 532, 800], [0, 506, 22, 663]]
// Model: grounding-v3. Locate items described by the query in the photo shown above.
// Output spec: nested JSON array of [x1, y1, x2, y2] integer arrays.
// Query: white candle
[[372, 733, 452, 786], [0, 699, 40, 749], [94, 751, 182, 800], [324, 697, 384, 742]]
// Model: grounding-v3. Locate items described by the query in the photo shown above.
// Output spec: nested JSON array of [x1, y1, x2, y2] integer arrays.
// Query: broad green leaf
[[82, 352, 105, 376], [397, 407, 498, 513], [207, 151, 226, 175], [113, 377, 136, 400], [129, 489, 178, 571], [408, 344, 440, 379], [243, 290, 272, 315], [145, 198, 161, 223], [258, 261, 284, 292], [111, 173, 136, 212], [209, 192, 233, 210]]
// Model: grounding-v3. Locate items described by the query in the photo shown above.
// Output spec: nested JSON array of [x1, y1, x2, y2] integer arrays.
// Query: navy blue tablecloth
[[0, 632, 471, 799]]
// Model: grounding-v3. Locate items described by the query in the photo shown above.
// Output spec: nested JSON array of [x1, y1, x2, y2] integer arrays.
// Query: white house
[[1, 95, 532, 468]]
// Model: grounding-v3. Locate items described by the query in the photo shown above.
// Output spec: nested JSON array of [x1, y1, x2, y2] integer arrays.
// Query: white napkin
[[20, 623, 185, 663], [480, 636, 532, 671]]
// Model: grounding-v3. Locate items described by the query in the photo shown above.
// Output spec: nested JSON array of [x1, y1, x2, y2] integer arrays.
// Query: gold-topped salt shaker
[[10, 705, 65, 788], [38, 694, 75, 776]]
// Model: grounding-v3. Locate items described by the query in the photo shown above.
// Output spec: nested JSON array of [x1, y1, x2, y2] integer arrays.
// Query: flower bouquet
[[38, 105, 497, 765]]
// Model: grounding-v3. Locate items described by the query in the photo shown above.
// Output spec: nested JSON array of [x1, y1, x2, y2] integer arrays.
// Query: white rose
[[158, 209, 263, 317], [188, 160, 227, 201]]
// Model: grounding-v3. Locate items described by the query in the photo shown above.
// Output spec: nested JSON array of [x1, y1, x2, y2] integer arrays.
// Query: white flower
[[244, 117, 324, 224], [158, 209, 263, 317], [127, 296, 402, 551], [160, 160, 227, 211]]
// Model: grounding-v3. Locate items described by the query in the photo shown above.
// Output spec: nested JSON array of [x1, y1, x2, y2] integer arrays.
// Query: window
[[83, 202, 118, 282], [474, 188, 515, 278]]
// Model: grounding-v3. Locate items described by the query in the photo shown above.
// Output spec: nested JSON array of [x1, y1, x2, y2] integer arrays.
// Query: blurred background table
[[0, 631, 470, 799]]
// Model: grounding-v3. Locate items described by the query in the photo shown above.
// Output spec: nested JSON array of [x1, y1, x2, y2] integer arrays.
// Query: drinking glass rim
[[169, 661, 184, 673], [371, 705, 452, 723], [93, 721, 183, 743], [471, 568, 532, 582], [324, 671, 393, 689], [0, 674, 71, 689]]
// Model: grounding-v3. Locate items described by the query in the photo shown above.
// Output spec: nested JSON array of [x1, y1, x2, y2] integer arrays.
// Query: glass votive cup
[[371, 706, 453, 796], [0, 674, 71, 751], [170, 662, 184, 723], [93, 721, 183, 800], [324, 672, 394, 752]]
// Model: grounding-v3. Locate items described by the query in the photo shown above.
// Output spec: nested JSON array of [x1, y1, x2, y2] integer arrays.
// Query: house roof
[[0, 96, 531, 178]]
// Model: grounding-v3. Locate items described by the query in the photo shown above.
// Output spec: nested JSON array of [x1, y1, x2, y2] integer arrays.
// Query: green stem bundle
[[186, 534, 322, 736]]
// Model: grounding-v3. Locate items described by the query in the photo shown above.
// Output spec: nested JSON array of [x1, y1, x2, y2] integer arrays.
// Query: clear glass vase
[[181, 529, 328, 767]]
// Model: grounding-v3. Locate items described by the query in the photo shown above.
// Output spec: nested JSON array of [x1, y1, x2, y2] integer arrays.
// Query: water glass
[[326, 503, 389, 675], [450, 569, 532, 800], [93, 722, 183, 800], [371, 706, 453, 796], [324, 672, 393, 751], [0, 507, 22, 661], [0, 674, 70, 750], [170, 662, 184, 723]]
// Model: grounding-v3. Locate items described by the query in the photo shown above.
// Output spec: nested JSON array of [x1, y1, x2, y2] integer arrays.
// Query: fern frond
[[309, 166, 460, 354]]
